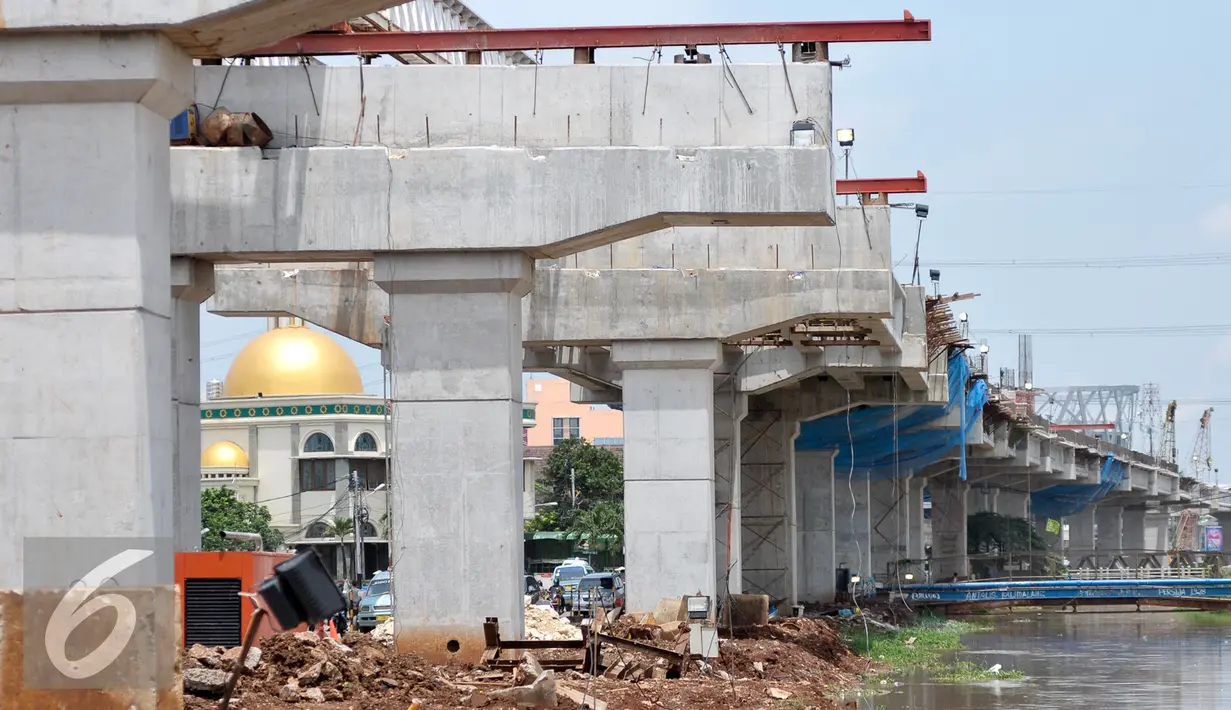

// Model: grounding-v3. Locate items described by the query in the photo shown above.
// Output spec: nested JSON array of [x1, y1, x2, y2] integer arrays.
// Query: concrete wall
[[796, 450, 836, 603], [193, 64, 832, 151]]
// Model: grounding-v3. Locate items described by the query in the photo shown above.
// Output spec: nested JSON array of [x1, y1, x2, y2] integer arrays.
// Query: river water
[[859, 611, 1231, 709]]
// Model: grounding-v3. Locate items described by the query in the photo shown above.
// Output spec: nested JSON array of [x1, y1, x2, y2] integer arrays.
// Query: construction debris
[[525, 601, 583, 641], [181, 600, 864, 710]]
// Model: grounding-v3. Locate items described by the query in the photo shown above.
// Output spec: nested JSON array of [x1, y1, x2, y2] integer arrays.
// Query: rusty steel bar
[[836, 171, 928, 195], [236, 13, 930, 57]]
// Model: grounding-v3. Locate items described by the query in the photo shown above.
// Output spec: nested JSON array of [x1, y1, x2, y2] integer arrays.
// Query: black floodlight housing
[[914, 203, 929, 219], [258, 549, 346, 629]]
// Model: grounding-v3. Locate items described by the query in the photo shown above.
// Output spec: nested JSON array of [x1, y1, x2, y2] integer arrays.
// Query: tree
[[967, 511, 1050, 554], [201, 488, 285, 552], [324, 516, 355, 579], [571, 501, 624, 554], [539, 438, 623, 530]]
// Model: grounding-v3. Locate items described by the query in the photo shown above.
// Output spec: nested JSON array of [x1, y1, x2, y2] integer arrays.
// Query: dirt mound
[[721, 617, 863, 683]]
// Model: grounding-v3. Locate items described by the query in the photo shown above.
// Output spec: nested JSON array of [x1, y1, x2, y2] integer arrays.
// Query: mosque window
[[305, 522, 330, 538], [361, 521, 379, 538], [354, 432, 379, 452], [351, 459, 387, 491], [299, 459, 334, 491], [303, 432, 335, 453]]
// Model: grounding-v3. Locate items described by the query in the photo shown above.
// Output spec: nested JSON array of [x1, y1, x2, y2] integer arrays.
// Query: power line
[[974, 324, 1231, 337], [932, 181, 1231, 197], [929, 252, 1231, 269]]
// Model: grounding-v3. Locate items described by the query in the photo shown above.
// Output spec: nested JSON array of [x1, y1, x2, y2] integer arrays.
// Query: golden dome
[[222, 325, 363, 398], [201, 441, 249, 468]]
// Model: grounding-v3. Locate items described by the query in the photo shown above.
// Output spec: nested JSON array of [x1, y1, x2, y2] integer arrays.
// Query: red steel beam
[[837, 171, 927, 195], [237, 12, 930, 57], [1050, 423, 1117, 431]]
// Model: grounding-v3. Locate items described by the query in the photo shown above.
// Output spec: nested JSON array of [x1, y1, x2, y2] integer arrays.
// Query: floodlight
[[904, 573, 915, 581], [836, 128, 855, 148], [915, 203, 929, 219], [684, 595, 711, 620], [790, 120, 818, 147], [958, 312, 968, 323]]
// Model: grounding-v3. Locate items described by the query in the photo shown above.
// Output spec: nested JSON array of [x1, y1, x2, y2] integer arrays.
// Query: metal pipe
[[220, 531, 264, 551]]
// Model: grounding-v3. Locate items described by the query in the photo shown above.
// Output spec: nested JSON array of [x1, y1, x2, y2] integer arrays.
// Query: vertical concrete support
[[738, 407, 799, 604], [1143, 512, 1168, 554], [930, 474, 969, 580], [0, 32, 192, 586], [796, 450, 836, 603], [998, 489, 1029, 519], [612, 340, 723, 611], [1067, 507, 1096, 555], [714, 391, 748, 596], [1095, 505, 1123, 554], [869, 478, 912, 581], [907, 477, 926, 562], [171, 258, 214, 552], [1121, 507, 1147, 553], [968, 487, 998, 515], [374, 251, 533, 663], [833, 471, 871, 579]]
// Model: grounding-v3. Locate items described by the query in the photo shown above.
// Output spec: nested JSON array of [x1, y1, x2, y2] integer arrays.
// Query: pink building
[[526, 378, 624, 447]]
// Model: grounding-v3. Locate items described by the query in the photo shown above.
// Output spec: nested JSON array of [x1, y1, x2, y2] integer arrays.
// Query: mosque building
[[199, 319, 538, 579]]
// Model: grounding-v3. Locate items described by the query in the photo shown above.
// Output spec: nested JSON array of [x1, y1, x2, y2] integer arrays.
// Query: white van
[[551, 559, 594, 590]]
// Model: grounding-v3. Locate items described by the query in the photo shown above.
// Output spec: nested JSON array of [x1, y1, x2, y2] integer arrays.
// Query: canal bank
[[856, 610, 1231, 709]]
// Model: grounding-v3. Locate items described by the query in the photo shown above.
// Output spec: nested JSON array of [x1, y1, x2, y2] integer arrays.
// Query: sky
[[200, 0, 1231, 479]]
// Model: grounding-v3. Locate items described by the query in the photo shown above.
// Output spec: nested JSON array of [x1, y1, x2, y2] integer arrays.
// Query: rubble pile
[[524, 602, 583, 641], [181, 605, 864, 709]]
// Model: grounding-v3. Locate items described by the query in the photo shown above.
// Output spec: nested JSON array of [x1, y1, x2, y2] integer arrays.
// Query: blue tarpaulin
[[1029, 455, 1124, 519], [796, 350, 989, 480]]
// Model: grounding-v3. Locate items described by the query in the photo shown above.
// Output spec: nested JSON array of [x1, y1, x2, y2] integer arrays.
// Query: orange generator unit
[[175, 551, 305, 648]]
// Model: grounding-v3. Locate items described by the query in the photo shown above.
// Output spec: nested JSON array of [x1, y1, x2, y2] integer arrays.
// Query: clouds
[[1199, 203, 1231, 240]]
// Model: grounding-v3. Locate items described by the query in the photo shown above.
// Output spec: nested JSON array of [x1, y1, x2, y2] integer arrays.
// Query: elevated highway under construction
[[0, 1, 1226, 704]]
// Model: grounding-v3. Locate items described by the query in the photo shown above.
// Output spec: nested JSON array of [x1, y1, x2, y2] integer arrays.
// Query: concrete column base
[[613, 340, 723, 612], [834, 471, 871, 580], [714, 391, 747, 597], [1121, 507, 1148, 553], [796, 451, 836, 603], [930, 474, 969, 580], [375, 251, 533, 663], [869, 478, 912, 582], [1095, 505, 1123, 555], [1068, 507, 1096, 556]]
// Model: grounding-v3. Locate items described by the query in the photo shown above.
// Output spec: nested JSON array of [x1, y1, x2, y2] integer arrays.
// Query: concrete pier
[[1121, 507, 1147, 552], [1068, 507, 1096, 553], [870, 478, 912, 581], [713, 390, 747, 596], [740, 407, 799, 604], [1096, 506, 1123, 552], [171, 258, 214, 552], [613, 340, 723, 611], [797, 451, 837, 602], [0, 32, 192, 582], [834, 473, 872, 580], [930, 474, 969, 579], [374, 251, 533, 663]]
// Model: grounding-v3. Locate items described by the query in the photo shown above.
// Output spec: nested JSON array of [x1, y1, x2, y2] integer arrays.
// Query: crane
[[1162, 401, 1178, 465], [1190, 408, 1215, 483]]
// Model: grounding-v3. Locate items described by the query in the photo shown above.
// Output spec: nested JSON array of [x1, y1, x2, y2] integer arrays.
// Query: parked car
[[355, 575, 392, 631], [567, 572, 625, 616]]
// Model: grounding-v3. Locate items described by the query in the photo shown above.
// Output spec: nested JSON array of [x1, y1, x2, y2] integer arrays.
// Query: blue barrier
[[796, 350, 989, 480], [898, 578, 1231, 603], [1030, 455, 1125, 519]]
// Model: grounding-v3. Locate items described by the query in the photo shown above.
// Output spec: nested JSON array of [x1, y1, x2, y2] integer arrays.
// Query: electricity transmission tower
[[1139, 383, 1161, 458]]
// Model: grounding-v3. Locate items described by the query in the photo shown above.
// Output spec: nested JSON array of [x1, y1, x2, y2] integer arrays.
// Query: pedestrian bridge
[[894, 578, 1231, 612]]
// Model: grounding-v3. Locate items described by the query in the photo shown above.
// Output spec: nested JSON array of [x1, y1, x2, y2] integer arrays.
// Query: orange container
[[175, 551, 306, 648]]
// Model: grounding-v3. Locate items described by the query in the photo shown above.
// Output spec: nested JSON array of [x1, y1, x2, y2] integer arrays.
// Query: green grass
[[842, 615, 1022, 684]]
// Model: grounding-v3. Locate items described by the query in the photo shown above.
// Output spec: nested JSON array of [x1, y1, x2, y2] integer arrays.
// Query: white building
[[200, 321, 537, 579]]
